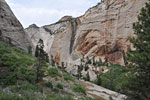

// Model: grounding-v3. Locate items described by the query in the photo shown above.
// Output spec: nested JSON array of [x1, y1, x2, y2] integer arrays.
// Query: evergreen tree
[[35, 39, 49, 82], [50, 55, 55, 66], [127, 1, 150, 99]]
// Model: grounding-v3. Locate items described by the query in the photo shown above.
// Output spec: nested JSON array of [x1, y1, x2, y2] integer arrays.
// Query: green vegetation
[[0, 42, 35, 70], [34, 39, 49, 82], [45, 93, 75, 100], [63, 73, 74, 81], [81, 97, 98, 100], [73, 84, 86, 94], [0, 41, 36, 85], [10, 82, 42, 93], [0, 92, 24, 100], [126, 1, 150, 100], [94, 1, 150, 100], [97, 64, 133, 93], [0, 41, 99, 100], [56, 83, 64, 89], [47, 68, 60, 77], [45, 81, 53, 88]]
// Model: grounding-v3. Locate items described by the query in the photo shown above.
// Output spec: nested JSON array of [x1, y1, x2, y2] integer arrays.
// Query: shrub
[[52, 88, 59, 93], [47, 68, 60, 77], [0, 92, 24, 100], [0, 42, 36, 85], [64, 73, 74, 81], [10, 82, 42, 93], [3, 73, 17, 85], [9, 82, 43, 100], [72, 84, 86, 94], [56, 83, 63, 89], [17, 67, 36, 83], [45, 82, 53, 89]]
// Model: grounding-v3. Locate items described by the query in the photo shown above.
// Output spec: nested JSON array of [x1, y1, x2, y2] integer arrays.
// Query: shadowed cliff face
[[0, 0, 33, 52], [26, 0, 148, 66]]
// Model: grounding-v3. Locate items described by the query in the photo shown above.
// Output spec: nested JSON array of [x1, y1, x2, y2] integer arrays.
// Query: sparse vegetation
[[63, 73, 74, 81], [47, 68, 60, 77], [56, 83, 64, 89], [73, 84, 86, 94], [0, 41, 36, 86], [0, 92, 24, 100], [45, 81, 53, 88]]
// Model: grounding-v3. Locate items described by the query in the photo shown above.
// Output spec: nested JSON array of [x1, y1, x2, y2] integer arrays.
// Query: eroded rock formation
[[0, 0, 33, 52], [26, 0, 148, 73]]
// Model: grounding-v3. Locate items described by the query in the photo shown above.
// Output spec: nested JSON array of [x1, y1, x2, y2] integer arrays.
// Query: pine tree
[[127, 1, 150, 99], [35, 39, 49, 82]]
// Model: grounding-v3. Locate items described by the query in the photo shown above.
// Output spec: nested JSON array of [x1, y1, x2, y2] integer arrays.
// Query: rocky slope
[[0, 0, 33, 52], [26, 0, 148, 78], [81, 80, 127, 100]]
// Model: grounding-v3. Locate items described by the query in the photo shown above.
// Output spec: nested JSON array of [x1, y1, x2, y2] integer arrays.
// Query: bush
[[47, 68, 60, 77], [56, 83, 63, 89], [45, 82, 53, 89], [72, 84, 86, 94], [3, 73, 17, 85], [64, 73, 74, 81], [17, 66, 36, 83]]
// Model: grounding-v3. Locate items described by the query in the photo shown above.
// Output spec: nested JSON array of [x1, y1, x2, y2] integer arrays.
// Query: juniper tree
[[127, 1, 150, 99]]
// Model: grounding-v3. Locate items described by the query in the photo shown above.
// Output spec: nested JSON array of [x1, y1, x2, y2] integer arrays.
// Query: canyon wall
[[26, 0, 148, 68], [26, 0, 148, 65], [0, 0, 33, 52]]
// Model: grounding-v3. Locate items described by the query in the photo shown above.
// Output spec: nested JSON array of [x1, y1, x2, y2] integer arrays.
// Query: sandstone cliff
[[26, 0, 148, 76], [0, 0, 33, 52]]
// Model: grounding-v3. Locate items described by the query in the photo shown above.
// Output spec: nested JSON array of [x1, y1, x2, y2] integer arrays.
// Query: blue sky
[[6, 0, 100, 28]]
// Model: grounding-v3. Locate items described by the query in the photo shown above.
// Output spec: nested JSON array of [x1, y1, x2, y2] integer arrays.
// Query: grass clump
[[72, 84, 86, 94]]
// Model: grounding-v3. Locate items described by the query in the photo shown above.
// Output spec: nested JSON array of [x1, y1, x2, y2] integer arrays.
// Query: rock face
[[81, 80, 127, 100], [26, 0, 148, 71], [0, 0, 33, 52]]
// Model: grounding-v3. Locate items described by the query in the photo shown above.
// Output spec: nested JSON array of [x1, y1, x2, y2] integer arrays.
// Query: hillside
[[0, 0, 150, 99], [0, 41, 127, 100]]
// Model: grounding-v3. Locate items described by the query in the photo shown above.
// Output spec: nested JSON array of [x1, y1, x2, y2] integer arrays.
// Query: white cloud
[[5, 0, 100, 28]]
